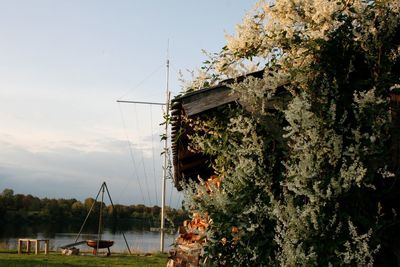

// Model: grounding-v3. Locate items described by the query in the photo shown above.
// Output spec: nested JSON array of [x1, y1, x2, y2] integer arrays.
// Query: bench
[[18, 239, 49, 255]]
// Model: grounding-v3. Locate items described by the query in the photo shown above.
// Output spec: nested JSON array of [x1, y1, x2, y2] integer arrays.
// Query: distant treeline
[[0, 189, 188, 230]]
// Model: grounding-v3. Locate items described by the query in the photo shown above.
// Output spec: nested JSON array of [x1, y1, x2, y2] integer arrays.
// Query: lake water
[[0, 228, 177, 253]]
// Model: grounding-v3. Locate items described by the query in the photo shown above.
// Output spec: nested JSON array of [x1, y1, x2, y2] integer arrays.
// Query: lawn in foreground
[[0, 250, 168, 267]]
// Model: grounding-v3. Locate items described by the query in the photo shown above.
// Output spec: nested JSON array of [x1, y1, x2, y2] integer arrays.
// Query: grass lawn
[[0, 250, 168, 267]]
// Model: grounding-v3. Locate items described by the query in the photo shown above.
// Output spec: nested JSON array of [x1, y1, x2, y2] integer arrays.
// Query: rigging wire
[[167, 147, 174, 208], [116, 58, 178, 249], [74, 185, 103, 243], [176, 192, 182, 209], [167, 146, 173, 207], [168, 181, 173, 210], [117, 103, 147, 206], [149, 105, 159, 205], [118, 103, 150, 245], [169, 63, 185, 95], [117, 64, 164, 101], [133, 104, 153, 206]]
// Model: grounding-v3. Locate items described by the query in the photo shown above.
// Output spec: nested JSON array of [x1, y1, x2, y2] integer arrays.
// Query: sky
[[0, 0, 254, 208]]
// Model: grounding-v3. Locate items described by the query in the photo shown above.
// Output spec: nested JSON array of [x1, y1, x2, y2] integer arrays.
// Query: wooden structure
[[171, 71, 262, 190], [170, 70, 293, 190], [171, 89, 228, 190], [167, 213, 209, 267], [168, 177, 218, 267], [18, 238, 49, 255], [171, 72, 400, 190], [169, 68, 400, 266]]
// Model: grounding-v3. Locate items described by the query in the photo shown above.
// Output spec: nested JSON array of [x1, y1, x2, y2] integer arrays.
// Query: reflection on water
[[0, 223, 176, 252]]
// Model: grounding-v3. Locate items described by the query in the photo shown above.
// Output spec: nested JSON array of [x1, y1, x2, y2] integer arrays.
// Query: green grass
[[0, 250, 168, 267]]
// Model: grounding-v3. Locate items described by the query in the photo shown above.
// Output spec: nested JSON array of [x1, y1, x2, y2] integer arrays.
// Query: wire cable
[[74, 185, 103, 243], [149, 105, 159, 205], [117, 64, 163, 101], [117, 103, 147, 206], [133, 104, 152, 206], [176, 192, 182, 209], [168, 181, 173, 209]]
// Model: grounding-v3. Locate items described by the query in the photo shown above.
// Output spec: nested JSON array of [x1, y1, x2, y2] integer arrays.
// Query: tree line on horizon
[[0, 188, 187, 231]]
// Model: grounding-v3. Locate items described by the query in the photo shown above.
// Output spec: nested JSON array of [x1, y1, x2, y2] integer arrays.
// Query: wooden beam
[[181, 86, 238, 116], [116, 100, 165, 106]]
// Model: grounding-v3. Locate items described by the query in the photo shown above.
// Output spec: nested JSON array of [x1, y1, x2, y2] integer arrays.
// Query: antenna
[[160, 42, 171, 252], [117, 39, 172, 253], [116, 100, 164, 105]]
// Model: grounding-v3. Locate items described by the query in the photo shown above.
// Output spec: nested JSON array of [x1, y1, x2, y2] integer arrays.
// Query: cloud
[[0, 135, 181, 207]]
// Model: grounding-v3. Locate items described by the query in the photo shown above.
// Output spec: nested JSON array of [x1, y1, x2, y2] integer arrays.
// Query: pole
[[104, 182, 132, 255], [117, 100, 165, 106], [96, 182, 105, 255], [115, 56, 171, 252], [160, 56, 170, 253], [74, 184, 103, 243]]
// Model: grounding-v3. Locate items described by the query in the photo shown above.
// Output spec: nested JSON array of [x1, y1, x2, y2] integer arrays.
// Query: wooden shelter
[[171, 70, 400, 190], [170, 71, 263, 190], [169, 69, 400, 266], [170, 70, 295, 190]]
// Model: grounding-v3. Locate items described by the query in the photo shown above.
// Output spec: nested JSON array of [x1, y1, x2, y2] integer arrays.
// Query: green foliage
[[184, 107, 285, 266], [0, 189, 188, 230], [181, 0, 400, 266]]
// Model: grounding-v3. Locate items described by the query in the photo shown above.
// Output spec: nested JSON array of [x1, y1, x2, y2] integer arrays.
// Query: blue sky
[[0, 1, 254, 207]]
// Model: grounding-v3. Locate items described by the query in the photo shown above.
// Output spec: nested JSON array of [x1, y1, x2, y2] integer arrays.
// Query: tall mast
[[117, 43, 171, 253], [160, 53, 170, 252]]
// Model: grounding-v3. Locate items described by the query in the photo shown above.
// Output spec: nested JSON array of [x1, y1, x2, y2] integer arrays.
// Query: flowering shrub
[[182, 1, 400, 266]]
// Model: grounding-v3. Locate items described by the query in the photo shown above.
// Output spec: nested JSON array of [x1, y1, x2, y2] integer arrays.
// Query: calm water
[[0, 224, 177, 252]]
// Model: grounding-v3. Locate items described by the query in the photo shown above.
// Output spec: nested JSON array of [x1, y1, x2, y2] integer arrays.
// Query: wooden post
[[17, 239, 49, 255], [17, 239, 22, 254], [35, 240, 39, 255], [26, 240, 31, 254], [44, 240, 49, 255]]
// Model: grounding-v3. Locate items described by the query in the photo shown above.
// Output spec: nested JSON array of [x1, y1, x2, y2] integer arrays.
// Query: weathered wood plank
[[182, 87, 238, 116]]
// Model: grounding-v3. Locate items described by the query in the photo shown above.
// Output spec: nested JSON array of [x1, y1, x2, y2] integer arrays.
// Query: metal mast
[[117, 43, 171, 253], [160, 57, 170, 252]]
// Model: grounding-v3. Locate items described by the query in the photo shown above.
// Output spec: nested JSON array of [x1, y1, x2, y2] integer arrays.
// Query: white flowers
[[353, 88, 385, 111], [181, 0, 399, 265]]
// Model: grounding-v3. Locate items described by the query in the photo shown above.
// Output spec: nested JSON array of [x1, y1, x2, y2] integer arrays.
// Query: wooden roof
[[170, 70, 264, 190], [171, 68, 400, 191]]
